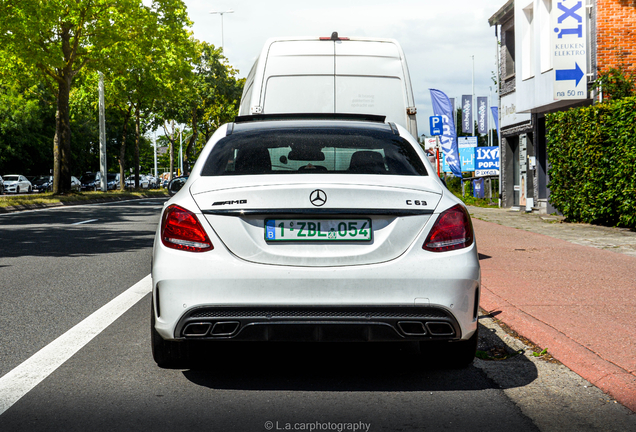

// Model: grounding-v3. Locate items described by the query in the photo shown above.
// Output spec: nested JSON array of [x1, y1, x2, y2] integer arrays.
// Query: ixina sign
[[552, 0, 588, 100]]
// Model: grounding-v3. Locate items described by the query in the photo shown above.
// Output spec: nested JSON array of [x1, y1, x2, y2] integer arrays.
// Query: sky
[[180, 0, 506, 136]]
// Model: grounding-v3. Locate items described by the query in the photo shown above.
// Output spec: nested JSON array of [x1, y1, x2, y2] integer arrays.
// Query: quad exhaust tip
[[397, 321, 427, 336], [182, 321, 241, 337], [397, 321, 455, 337], [426, 322, 455, 336], [183, 322, 212, 337], [211, 321, 240, 336]]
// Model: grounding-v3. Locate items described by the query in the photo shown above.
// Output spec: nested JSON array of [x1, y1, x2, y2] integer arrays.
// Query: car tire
[[28, 186, 32, 193], [151, 298, 191, 368], [419, 326, 478, 369]]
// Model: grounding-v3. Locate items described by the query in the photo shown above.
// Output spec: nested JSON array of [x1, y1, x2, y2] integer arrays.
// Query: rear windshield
[[201, 128, 428, 176]]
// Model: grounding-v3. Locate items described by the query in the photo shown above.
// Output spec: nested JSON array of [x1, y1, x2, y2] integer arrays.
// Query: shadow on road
[[181, 322, 538, 392], [0, 204, 160, 258]]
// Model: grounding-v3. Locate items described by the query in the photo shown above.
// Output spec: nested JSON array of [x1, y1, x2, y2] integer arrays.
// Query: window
[[201, 128, 428, 176], [504, 28, 516, 77], [521, 2, 535, 80]]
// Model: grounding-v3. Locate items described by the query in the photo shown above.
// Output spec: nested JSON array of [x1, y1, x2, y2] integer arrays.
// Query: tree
[[0, 0, 142, 193], [0, 73, 56, 175], [594, 66, 636, 101], [153, 40, 244, 175], [107, 0, 194, 188]]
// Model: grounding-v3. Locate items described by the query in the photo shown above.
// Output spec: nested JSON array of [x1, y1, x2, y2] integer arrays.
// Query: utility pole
[[471, 55, 475, 137], [210, 10, 234, 51], [98, 72, 107, 192], [153, 130, 158, 179]]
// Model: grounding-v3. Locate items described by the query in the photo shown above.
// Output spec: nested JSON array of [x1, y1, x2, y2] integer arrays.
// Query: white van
[[239, 33, 418, 137]]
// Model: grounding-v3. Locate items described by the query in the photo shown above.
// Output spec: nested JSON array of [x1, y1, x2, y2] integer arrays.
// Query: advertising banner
[[552, 0, 587, 100], [491, 106, 499, 137], [458, 136, 478, 148], [477, 97, 488, 134], [475, 146, 500, 176], [461, 95, 472, 134], [442, 147, 475, 173], [430, 89, 461, 178]]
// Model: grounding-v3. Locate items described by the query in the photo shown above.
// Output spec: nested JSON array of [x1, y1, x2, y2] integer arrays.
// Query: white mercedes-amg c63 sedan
[[151, 113, 480, 368]]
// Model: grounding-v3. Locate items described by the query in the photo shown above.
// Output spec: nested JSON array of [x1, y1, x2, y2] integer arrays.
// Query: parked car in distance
[[151, 114, 480, 369], [146, 175, 158, 189], [80, 172, 102, 191], [107, 173, 121, 190], [31, 175, 53, 193], [71, 176, 81, 191], [125, 174, 149, 189], [3, 175, 32, 194]]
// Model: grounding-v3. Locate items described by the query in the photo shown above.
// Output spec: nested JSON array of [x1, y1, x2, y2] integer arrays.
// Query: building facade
[[489, 0, 636, 213]]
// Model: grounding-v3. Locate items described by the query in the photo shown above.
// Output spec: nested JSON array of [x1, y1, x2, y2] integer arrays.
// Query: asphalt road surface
[[0, 199, 633, 431]]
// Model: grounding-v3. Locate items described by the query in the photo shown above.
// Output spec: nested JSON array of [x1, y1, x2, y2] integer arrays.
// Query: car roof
[[229, 114, 399, 136]]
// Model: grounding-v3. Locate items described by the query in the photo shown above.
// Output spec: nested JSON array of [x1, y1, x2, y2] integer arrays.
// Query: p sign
[[429, 116, 443, 136]]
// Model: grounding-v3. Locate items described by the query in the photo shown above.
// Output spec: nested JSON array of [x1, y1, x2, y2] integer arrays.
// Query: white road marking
[[0, 275, 152, 416], [72, 219, 99, 225]]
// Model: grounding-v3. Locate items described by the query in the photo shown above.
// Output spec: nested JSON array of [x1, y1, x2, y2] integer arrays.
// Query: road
[[0, 200, 633, 431]]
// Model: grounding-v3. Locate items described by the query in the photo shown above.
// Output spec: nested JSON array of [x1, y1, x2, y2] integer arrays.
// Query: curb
[[480, 285, 636, 413], [0, 194, 168, 214]]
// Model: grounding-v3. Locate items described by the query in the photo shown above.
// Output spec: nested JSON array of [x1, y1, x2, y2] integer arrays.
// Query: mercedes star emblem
[[309, 189, 327, 207]]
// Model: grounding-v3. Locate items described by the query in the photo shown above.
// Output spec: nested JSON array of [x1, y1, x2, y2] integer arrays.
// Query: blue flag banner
[[477, 97, 488, 135], [461, 95, 472, 134], [430, 89, 461, 178], [491, 106, 500, 137], [442, 147, 475, 173]]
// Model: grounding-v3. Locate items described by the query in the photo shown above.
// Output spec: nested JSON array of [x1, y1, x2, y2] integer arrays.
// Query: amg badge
[[212, 199, 247, 206]]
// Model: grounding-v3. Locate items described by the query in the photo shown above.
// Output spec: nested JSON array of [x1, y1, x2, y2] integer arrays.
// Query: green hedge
[[546, 97, 636, 227]]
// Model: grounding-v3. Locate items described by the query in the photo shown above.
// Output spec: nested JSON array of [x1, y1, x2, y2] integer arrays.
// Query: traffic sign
[[429, 116, 443, 136]]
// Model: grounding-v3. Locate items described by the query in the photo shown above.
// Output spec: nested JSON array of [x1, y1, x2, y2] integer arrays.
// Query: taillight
[[423, 204, 474, 252], [161, 205, 213, 252]]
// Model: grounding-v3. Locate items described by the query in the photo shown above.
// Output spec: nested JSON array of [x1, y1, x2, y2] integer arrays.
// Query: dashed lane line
[[71, 219, 99, 225]]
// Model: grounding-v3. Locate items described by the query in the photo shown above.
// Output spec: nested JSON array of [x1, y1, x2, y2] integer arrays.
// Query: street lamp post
[[209, 10, 234, 51]]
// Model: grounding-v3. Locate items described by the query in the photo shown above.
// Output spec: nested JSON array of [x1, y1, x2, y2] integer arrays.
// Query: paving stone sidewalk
[[468, 205, 636, 413], [468, 206, 636, 258]]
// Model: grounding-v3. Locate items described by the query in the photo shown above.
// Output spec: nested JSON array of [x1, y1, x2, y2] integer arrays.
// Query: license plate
[[265, 219, 372, 242]]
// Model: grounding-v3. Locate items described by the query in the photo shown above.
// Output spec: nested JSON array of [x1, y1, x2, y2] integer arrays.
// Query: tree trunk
[[52, 73, 73, 194], [184, 111, 198, 175], [52, 31, 74, 194], [119, 113, 130, 191]]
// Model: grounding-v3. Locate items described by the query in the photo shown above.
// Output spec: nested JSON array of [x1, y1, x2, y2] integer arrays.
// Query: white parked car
[[125, 174, 149, 189], [71, 176, 81, 191], [151, 114, 480, 368], [3, 175, 32, 194]]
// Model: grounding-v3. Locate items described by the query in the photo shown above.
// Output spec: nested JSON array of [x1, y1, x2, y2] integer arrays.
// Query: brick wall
[[597, 0, 636, 72]]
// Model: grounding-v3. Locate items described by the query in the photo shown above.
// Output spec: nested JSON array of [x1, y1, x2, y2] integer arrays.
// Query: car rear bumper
[[173, 305, 461, 342], [152, 235, 481, 343]]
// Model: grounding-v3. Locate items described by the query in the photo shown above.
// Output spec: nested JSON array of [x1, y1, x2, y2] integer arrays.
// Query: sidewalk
[[469, 206, 636, 412]]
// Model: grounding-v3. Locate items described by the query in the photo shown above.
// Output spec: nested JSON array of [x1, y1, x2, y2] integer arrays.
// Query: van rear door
[[334, 40, 408, 128], [261, 41, 335, 113]]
